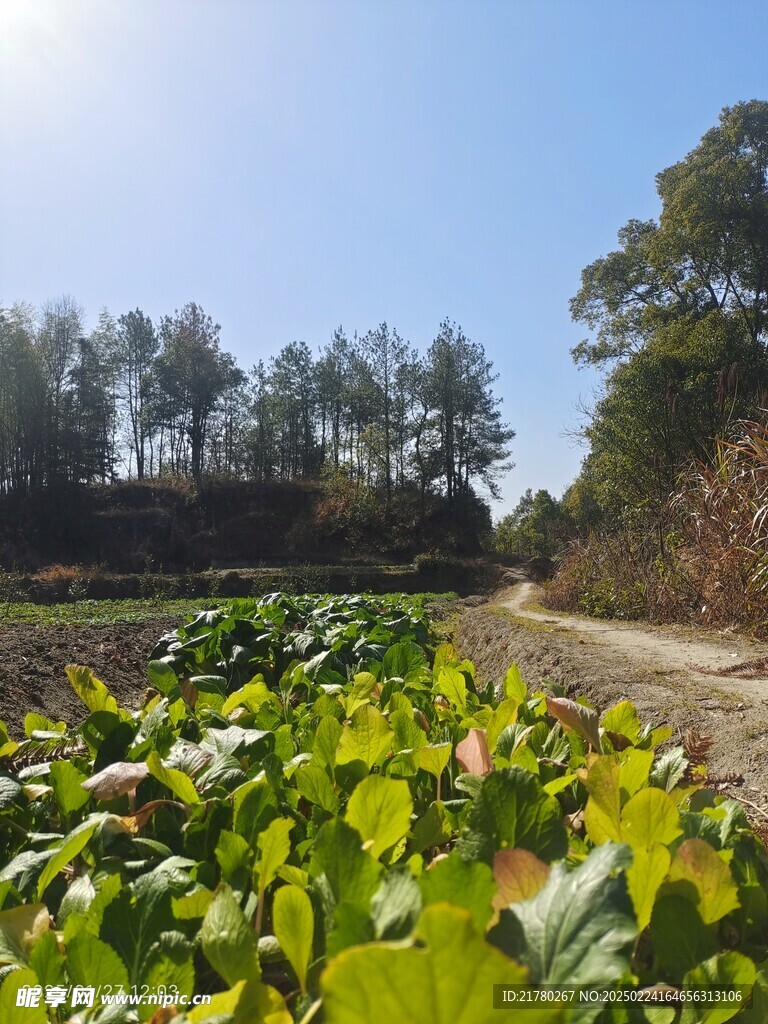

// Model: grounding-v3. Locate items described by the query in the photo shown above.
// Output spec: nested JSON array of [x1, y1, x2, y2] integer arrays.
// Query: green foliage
[[564, 102, 768, 605], [0, 594, 766, 1021], [496, 488, 572, 557]]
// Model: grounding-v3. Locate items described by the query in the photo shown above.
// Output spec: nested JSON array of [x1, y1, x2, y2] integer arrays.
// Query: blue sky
[[2, 0, 767, 516]]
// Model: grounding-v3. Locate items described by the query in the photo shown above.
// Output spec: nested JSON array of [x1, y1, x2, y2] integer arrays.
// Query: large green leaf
[[583, 755, 623, 844], [295, 763, 339, 814], [310, 818, 382, 907], [335, 705, 393, 769], [100, 864, 187, 984], [311, 716, 343, 770], [370, 868, 421, 939], [346, 775, 413, 859], [420, 852, 496, 933], [504, 664, 527, 703], [486, 698, 521, 752], [682, 951, 758, 1024], [146, 751, 200, 805], [490, 842, 636, 986], [200, 884, 260, 986], [619, 747, 654, 797], [36, 815, 106, 899], [256, 817, 293, 890], [382, 642, 427, 683], [321, 904, 559, 1024], [0, 968, 48, 1024], [601, 700, 642, 745], [232, 776, 278, 842], [417, 743, 452, 780], [620, 787, 682, 849], [649, 896, 720, 980], [273, 885, 313, 993], [437, 666, 468, 715], [66, 932, 130, 992], [459, 767, 568, 864], [49, 760, 90, 815], [186, 978, 291, 1024], [627, 843, 671, 930]]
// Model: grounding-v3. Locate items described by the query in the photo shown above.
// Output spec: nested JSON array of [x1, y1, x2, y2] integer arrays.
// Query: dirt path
[[506, 582, 768, 701], [458, 582, 768, 807]]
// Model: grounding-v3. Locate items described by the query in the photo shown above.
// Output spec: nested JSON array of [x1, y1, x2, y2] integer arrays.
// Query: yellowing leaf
[[0, 904, 51, 966], [66, 665, 118, 715], [627, 844, 671, 930], [486, 698, 520, 753], [666, 839, 740, 924], [583, 756, 622, 844], [620, 787, 682, 849], [492, 849, 551, 909], [346, 776, 413, 860]]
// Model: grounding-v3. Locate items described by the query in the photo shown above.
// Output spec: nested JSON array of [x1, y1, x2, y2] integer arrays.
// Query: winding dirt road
[[458, 581, 768, 808], [505, 582, 768, 704]]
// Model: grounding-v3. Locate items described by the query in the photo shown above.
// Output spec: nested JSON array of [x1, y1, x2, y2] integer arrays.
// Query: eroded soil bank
[[457, 583, 768, 811]]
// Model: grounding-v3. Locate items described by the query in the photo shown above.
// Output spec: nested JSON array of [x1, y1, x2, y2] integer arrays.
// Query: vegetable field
[[0, 593, 767, 1023]]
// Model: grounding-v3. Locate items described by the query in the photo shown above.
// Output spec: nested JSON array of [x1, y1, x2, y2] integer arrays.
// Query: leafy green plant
[[0, 593, 766, 1022]]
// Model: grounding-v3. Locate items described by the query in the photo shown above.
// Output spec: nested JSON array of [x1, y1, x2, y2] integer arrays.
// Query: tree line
[[0, 302, 513, 513]]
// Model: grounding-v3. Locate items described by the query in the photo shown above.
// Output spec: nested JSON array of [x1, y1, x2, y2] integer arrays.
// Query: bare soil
[[457, 580, 768, 811], [0, 618, 178, 736]]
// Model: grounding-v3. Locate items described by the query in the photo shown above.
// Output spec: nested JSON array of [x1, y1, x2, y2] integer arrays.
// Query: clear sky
[[2, 0, 767, 516]]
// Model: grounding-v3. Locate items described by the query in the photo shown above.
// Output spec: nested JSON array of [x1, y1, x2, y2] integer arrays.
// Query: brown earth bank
[[0, 478, 490, 571], [457, 582, 768, 814], [0, 618, 178, 737]]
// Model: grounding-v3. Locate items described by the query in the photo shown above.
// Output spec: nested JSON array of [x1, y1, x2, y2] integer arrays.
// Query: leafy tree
[[268, 341, 318, 480], [425, 320, 514, 512], [154, 303, 233, 484], [572, 101, 768, 369], [571, 101, 768, 520], [116, 309, 159, 480], [361, 323, 410, 507], [496, 489, 567, 557]]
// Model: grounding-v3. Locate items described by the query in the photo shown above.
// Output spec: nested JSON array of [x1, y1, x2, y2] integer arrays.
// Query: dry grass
[[548, 418, 768, 636]]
